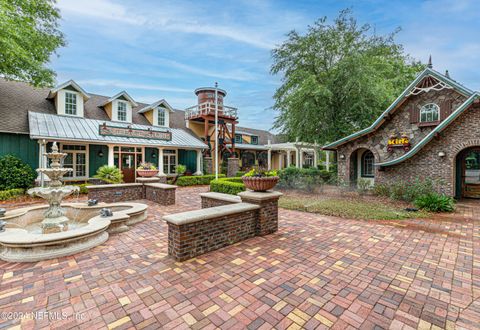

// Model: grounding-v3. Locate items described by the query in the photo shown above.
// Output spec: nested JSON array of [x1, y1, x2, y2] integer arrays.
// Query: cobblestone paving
[[0, 187, 479, 329]]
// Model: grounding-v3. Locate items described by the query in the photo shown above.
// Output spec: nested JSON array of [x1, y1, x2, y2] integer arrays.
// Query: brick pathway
[[0, 187, 479, 329]]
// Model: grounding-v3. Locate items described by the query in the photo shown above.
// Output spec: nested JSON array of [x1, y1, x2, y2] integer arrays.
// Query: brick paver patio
[[0, 187, 479, 329]]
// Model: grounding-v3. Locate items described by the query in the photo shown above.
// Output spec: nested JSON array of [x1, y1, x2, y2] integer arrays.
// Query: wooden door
[[462, 148, 480, 198], [121, 153, 136, 183]]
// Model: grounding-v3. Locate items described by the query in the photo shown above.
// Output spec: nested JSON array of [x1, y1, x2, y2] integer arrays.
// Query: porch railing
[[185, 102, 238, 120]]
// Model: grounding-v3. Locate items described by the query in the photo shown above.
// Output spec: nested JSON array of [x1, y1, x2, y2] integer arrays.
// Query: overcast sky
[[52, 0, 480, 131]]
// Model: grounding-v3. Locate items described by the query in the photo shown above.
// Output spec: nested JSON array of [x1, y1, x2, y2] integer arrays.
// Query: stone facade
[[227, 158, 240, 177], [144, 183, 176, 205], [334, 84, 480, 197], [203, 157, 213, 174]]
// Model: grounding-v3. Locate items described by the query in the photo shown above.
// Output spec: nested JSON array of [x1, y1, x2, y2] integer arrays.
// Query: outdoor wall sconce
[[98, 150, 104, 157], [438, 151, 446, 157], [151, 151, 157, 159], [339, 154, 345, 159]]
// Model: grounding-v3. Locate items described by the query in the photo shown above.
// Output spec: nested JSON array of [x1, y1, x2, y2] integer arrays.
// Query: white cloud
[[77, 79, 192, 93]]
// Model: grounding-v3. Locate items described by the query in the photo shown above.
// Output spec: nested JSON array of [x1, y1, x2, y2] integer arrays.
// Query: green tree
[[271, 9, 423, 144], [0, 0, 65, 87]]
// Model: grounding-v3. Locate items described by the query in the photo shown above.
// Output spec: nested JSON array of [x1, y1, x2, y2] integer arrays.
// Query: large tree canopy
[[0, 0, 65, 87], [271, 9, 423, 144]]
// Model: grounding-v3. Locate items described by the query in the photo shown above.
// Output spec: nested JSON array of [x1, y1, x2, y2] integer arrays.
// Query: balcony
[[185, 102, 238, 120]]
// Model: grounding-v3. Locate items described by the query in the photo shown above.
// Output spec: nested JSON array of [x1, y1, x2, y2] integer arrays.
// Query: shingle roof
[[0, 78, 278, 146], [29, 112, 206, 149]]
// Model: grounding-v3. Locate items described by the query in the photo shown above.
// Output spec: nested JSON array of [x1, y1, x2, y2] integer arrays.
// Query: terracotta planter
[[242, 176, 279, 192], [136, 169, 159, 177]]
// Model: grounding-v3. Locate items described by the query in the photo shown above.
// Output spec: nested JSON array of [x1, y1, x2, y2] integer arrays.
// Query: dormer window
[[117, 101, 128, 122], [235, 134, 242, 144], [157, 107, 166, 126], [251, 136, 258, 145], [65, 92, 77, 115], [420, 103, 439, 123]]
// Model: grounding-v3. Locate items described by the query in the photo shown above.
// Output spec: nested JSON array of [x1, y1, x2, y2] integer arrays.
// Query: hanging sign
[[99, 123, 172, 141], [387, 135, 410, 152]]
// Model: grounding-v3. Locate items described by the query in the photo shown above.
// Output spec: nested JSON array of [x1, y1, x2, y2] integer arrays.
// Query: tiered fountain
[[28, 142, 80, 234], [0, 142, 147, 263]]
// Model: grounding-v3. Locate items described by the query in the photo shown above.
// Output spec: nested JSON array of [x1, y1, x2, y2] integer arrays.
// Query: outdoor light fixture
[[438, 151, 446, 157], [151, 151, 157, 159], [98, 150, 104, 157], [339, 154, 345, 159]]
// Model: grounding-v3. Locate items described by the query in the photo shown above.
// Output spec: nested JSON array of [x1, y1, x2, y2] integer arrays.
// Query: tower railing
[[185, 102, 238, 120]]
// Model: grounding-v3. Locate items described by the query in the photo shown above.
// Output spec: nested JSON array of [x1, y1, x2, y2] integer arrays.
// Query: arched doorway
[[456, 147, 480, 199], [349, 148, 375, 187]]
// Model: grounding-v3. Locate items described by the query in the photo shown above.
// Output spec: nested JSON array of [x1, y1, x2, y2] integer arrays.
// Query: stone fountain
[[27, 142, 80, 234], [0, 141, 148, 263]]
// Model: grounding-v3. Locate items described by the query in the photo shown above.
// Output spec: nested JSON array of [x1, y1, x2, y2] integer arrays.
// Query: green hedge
[[73, 183, 89, 194], [176, 174, 226, 186], [210, 177, 246, 195], [0, 188, 25, 201]]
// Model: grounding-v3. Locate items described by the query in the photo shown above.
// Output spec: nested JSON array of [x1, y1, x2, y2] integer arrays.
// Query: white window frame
[[420, 103, 440, 123], [163, 149, 178, 175], [117, 101, 128, 122], [65, 92, 77, 115], [61, 144, 89, 179], [157, 107, 166, 126]]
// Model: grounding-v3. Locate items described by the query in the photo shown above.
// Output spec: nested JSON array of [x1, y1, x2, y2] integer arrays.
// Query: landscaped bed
[[278, 188, 430, 220]]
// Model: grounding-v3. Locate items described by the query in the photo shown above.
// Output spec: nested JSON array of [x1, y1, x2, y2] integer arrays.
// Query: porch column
[[279, 153, 283, 169], [194, 149, 203, 175], [287, 150, 291, 167], [295, 148, 300, 168], [36, 140, 46, 187], [157, 148, 165, 176], [299, 149, 304, 168], [313, 149, 318, 168], [107, 145, 114, 167], [267, 149, 272, 170], [326, 151, 330, 171]]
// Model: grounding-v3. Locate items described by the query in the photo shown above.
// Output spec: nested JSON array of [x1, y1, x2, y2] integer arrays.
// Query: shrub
[[414, 193, 455, 212], [357, 178, 372, 194], [93, 166, 123, 184], [278, 166, 330, 191], [210, 178, 245, 195], [0, 188, 25, 201], [0, 155, 37, 190], [73, 183, 89, 194], [373, 183, 390, 197], [374, 178, 438, 202], [176, 174, 226, 186], [176, 164, 187, 175], [235, 171, 246, 177]]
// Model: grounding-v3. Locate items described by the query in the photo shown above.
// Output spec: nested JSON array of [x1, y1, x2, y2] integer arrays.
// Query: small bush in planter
[[94, 165, 123, 184], [137, 162, 157, 170], [176, 164, 187, 175], [0, 155, 37, 190], [414, 193, 455, 212]]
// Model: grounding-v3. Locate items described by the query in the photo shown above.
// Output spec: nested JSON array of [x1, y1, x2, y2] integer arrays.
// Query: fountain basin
[[0, 202, 147, 262]]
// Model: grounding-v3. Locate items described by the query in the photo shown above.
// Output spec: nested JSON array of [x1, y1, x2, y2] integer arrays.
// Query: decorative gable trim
[[47, 80, 90, 100], [323, 68, 474, 150], [137, 99, 174, 114], [100, 91, 138, 107]]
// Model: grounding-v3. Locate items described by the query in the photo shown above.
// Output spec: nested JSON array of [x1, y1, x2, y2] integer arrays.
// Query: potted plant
[[136, 162, 159, 177], [242, 169, 279, 192], [171, 164, 186, 184]]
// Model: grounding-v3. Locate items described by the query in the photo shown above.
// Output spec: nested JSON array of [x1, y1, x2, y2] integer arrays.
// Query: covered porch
[[266, 141, 330, 170]]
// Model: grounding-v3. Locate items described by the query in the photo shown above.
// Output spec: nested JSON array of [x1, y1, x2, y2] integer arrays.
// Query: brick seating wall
[[87, 183, 176, 205]]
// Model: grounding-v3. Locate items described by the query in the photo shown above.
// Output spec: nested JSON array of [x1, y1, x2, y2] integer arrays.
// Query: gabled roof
[[323, 67, 475, 150], [47, 80, 90, 100], [138, 99, 174, 114], [100, 91, 138, 107], [377, 92, 480, 167]]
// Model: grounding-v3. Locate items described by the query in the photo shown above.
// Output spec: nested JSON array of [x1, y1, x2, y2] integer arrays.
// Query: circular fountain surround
[[0, 141, 148, 263]]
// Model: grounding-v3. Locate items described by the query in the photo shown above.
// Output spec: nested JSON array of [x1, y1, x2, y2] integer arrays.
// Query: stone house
[[323, 66, 480, 199]]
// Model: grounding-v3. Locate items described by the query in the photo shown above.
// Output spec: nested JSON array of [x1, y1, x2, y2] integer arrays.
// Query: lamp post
[[214, 82, 219, 180]]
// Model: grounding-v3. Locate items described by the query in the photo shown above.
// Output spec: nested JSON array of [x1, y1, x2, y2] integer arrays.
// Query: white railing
[[185, 102, 238, 119]]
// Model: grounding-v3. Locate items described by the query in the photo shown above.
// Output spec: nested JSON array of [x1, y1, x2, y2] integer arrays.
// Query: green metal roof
[[323, 68, 475, 150], [376, 92, 480, 167]]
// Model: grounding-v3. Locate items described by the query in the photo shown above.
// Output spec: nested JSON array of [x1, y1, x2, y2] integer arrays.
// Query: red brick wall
[[88, 185, 143, 203], [145, 186, 175, 205]]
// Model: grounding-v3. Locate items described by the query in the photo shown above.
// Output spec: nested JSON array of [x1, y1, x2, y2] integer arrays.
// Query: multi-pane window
[[65, 92, 77, 115], [163, 150, 177, 174], [251, 136, 258, 145], [361, 151, 375, 178], [157, 107, 166, 126], [62, 145, 87, 178], [235, 134, 243, 144], [420, 103, 440, 122], [304, 153, 314, 167], [117, 101, 127, 121]]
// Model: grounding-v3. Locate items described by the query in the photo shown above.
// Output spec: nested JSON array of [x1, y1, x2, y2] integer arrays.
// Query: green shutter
[[0, 133, 38, 169], [89, 144, 108, 177], [178, 149, 197, 173], [145, 147, 158, 164]]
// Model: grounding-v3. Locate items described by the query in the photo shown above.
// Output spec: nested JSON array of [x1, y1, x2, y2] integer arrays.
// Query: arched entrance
[[456, 147, 480, 198], [349, 148, 375, 187]]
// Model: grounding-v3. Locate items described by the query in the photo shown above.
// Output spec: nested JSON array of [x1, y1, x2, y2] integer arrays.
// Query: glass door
[[463, 149, 480, 198], [113, 146, 144, 183], [163, 150, 177, 175]]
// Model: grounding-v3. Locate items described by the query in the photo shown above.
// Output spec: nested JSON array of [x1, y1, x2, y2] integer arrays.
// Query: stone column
[[287, 150, 291, 167], [35, 140, 46, 187], [299, 149, 304, 168], [295, 149, 300, 168], [157, 148, 167, 183], [194, 149, 203, 175], [107, 145, 115, 167], [238, 191, 283, 236], [313, 149, 318, 168], [326, 151, 330, 171], [204, 157, 213, 175], [227, 158, 239, 177]]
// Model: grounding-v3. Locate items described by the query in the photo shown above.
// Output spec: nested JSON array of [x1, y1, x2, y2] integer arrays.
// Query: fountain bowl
[[0, 202, 147, 263]]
